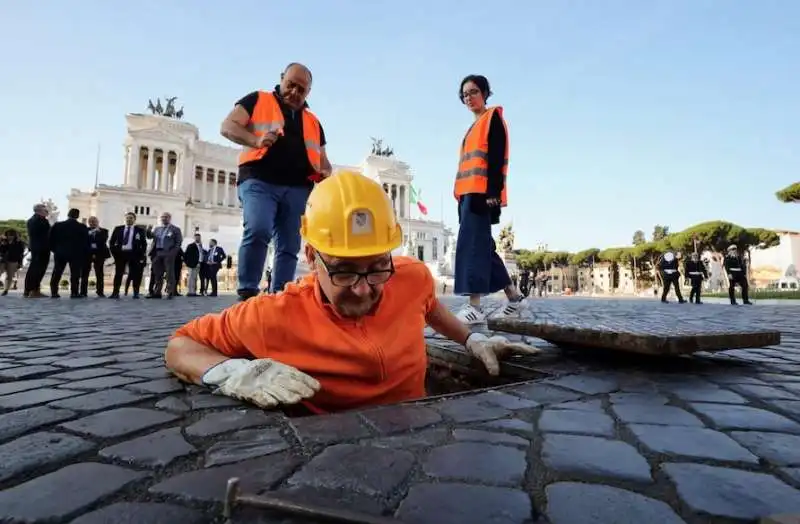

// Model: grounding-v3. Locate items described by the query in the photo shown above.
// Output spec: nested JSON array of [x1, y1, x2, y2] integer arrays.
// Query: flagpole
[[93, 143, 101, 189]]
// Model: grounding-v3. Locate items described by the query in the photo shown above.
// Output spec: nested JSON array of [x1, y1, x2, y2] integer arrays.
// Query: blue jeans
[[454, 194, 511, 295], [237, 179, 311, 293]]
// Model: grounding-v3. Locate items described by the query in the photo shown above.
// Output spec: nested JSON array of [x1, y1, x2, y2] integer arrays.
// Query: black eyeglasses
[[315, 252, 395, 288], [461, 88, 481, 100]]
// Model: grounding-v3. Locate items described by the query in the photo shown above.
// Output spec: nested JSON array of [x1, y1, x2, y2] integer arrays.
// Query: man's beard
[[334, 289, 381, 318]]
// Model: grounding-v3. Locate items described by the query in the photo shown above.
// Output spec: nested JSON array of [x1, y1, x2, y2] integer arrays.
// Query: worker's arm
[[318, 124, 332, 177], [421, 268, 541, 375], [165, 299, 320, 407], [220, 92, 260, 148]]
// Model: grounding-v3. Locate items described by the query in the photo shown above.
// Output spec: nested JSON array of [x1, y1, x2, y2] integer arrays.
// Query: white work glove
[[465, 333, 541, 376], [201, 358, 320, 409]]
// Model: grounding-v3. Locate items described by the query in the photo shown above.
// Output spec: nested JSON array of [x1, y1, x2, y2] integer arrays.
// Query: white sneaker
[[456, 305, 486, 325], [496, 298, 526, 319]]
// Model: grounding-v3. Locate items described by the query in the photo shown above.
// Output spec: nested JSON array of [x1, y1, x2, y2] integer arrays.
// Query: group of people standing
[[18, 206, 227, 300], [220, 63, 524, 326], [657, 245, 752, 305]]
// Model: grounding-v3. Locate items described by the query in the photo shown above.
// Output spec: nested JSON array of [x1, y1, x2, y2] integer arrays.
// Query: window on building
[[146, 206, 151, 216]]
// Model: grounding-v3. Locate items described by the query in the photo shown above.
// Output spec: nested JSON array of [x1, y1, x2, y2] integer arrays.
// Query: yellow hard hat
[[300, 171, 403, 258]]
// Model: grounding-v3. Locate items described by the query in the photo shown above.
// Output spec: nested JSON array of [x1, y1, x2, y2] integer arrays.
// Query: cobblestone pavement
[[1, 295, 800, 523]]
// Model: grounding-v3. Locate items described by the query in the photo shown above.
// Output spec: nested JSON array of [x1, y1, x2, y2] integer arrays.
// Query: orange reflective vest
[[454, 106, 509, 206], [238, 91, 322, 175]]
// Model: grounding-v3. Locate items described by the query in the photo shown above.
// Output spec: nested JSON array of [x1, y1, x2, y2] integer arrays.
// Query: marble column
[[202, 168, 209, 204], [146, 147, 156, 191], [159, 151, 169, 193], [212, 170, 219, 206], [175, 153, 183, 193], [222, 172, 230, 207], [129, 145, 141, 188]]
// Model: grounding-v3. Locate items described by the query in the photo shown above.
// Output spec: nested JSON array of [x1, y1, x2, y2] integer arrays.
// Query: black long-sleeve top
[[486, 111, 507, 200]]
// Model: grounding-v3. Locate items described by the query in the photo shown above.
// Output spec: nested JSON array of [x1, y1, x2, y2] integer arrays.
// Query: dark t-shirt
[[236, 88, 327, 187]]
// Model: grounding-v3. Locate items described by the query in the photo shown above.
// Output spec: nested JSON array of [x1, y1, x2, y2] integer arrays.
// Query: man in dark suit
[[109, 212, 147, 299], [146, 212, 183, 299], [81, 216, 111, 297], [184, 233, 205, 297], [49, 208, 89, 298], [24, 203, 51, 298], [201, 239, 226, 297]]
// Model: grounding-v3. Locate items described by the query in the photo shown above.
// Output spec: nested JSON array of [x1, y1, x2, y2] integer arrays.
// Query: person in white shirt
[[201, 239, 226, 296], [109, 212, 147, 299]]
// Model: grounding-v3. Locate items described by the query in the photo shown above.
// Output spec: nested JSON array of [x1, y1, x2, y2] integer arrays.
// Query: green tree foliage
[[776, 182, 800, 203], [632, 230, 646, 245], [514, 220, 782, 291], [0, 219, 28, 243], [652, 225, 670, 242]]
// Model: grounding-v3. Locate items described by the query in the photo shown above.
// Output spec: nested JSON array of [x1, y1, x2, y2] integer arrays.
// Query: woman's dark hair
[[459, 74, 492, 104], [4, 229, 17, 239]]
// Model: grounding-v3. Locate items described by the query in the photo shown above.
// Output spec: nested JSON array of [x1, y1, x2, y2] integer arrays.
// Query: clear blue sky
[[1, 0, 797, 251]]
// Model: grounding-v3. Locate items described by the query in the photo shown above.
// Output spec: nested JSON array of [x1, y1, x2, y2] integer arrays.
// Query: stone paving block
[[122, 367, 171, 379], [100, 427, 197, 467], [0, 364, 60, 379], [111, 361, 164, 371], [361, 405, 442, 434], [56, 356, 119, 369], [435, 396, 513, 423], [48, 368, 120, 380], [452, 428, 529, 447], [541, 434, 652, 483], [289, 443, 415, 496], [205, 427, 290, 467], [187, 393, 243, 409], [628, 424, 758, 462], [184, 409, 275, 438], [154, 396, 191, 412], [0, 387, 85, 409], [60, 407, 179, 438], [505, 383, 584, 404], [151, 453, 301, 503], [423, 442, 527, 485], [125, 378, 184, 394], [49, 389, 154, 412], [662, 462, 800, 520], [0, 405, 77, 441], [608, 392, 669, 405], [768, 400, 800, 420], [0, 463, 146, 522], [272, 485, 389, 517], [111, 352, 161, 363], [363, 428, 450, 450], [56, 375, 144, 390], [396, 483, 533, 524], [287, 411, 370, 445], [731, 384, 800, 401], [477, 418, 536, 437], [16, 349, 68, 359], [730, 432, 800, 466], [543, 374, 619, 395], [70, 502, 206, 524], [612, 403, 704, 427], [551, 398, 606, 411], [538, 409, 615, 437], [0, 431, 96, 482], [545, 482, 686, 524], [664, 384, 748, 404], [478, 389, 540, 410], [690, 403, 800, 433]]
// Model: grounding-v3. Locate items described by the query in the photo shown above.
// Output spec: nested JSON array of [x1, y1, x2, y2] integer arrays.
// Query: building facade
[[67, 113, 449, 267]]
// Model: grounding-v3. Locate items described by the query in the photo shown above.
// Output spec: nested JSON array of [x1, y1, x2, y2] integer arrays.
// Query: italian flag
[[409, 185, 428, 216]]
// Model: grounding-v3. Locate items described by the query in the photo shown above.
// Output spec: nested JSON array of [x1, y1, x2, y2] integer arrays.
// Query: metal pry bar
[[222, 476, 399, 524]]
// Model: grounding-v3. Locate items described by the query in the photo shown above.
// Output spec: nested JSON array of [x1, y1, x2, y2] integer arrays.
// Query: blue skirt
[[454, 195, 512, 295]]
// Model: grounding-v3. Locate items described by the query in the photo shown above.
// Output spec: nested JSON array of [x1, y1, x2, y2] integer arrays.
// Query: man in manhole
[[165, 171, 539, 414]]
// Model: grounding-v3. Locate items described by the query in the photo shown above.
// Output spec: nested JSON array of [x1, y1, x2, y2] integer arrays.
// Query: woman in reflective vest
[[452, 74, 525, 325], [238, 91, 323, 182]]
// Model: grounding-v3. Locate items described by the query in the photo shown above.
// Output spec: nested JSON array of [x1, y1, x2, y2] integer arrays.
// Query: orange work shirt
[[172, 256, 437, 414]]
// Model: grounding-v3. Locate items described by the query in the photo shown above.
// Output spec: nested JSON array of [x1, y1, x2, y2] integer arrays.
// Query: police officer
[[724, 244, 752, 305], [658, 250, 686, 303], [683, 252, 708, 304]]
